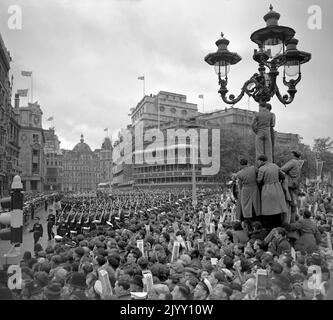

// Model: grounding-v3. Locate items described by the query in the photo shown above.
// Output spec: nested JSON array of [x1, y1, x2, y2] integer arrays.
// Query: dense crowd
[[1, 180, 333, 300]]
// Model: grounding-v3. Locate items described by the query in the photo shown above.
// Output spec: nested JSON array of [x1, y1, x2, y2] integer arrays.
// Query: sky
[[0, 0, 332, 150]]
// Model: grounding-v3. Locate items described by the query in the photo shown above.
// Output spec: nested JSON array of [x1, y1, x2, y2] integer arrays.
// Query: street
[[0, 206, 52, 269]]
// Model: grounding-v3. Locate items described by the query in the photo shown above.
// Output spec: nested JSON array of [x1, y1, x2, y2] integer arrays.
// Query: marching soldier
[[57, 217, 69, 237]]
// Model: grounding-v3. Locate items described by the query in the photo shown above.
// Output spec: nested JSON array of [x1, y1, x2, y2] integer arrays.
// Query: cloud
[[0, 0, 331, 151]]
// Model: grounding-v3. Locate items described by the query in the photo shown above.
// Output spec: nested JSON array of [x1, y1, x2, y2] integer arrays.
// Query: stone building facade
[[18, 100, 45, 192], [61, 135, 100, 192], [0, 33, 21, 196], [44, 128, 63, 191], [99, 136, 113, 184]]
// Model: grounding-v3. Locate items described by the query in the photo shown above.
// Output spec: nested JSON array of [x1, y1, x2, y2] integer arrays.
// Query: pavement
[[0, 206, 53, 269]]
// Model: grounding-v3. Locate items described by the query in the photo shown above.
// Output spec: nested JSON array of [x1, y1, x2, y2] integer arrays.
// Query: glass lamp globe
[[284, 60, 300, 77], [264, 38, 283, 58], [214, 61, 230, 77]]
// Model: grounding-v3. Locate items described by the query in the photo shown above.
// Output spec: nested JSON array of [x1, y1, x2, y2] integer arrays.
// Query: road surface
[[0, 206, 53, 269]]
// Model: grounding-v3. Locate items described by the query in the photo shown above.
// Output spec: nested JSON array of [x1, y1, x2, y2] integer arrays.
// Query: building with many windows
[[99, 136, 113, 184], [43, 127, 63, 191], [61, 135, 100, 192], [197, 107, 301, 147], [132, 117, 220, 189], [130, 91, 198, 129], [18, 99, 45, 192], [0, 33, 22, 196]]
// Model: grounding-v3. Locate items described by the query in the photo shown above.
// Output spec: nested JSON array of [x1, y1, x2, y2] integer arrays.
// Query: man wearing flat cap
[[281, 151, 304, 223]]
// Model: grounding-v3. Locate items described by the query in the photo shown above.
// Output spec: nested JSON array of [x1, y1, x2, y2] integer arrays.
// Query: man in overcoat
[[251, 103, 275, 163], [257, 155, 288, 228], [234, 158, 261, 221]]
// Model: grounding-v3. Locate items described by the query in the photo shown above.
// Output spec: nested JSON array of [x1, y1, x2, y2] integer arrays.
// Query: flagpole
[[31, 73, 33, 103], [202, 97, 205, 113], [143, 74, 145, 97]]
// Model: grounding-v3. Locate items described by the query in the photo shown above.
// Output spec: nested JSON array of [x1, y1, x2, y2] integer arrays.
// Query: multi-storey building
[[61, 135, 100, 192], [132, 117, 220, 189], [43, 128, 63, 191], [198, 107, 301, 147], [6, 97, 21, 189], [17, 99, 45, 192], [112, 125, 134, 189], [114, 91, 220, 189], [99, 136, 113, 184], [0, 33, 21, 196], [130, 91, 198, 129]]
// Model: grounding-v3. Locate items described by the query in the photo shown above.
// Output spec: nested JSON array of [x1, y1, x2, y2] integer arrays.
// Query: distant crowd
[[1, 179, 333, 300]]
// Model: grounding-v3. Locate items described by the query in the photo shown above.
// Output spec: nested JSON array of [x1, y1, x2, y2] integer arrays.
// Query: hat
[[44, 282, 62, 299], [271, 274, 291, 291], [34, 271, 49, 288], [69, 272, 86, 289]]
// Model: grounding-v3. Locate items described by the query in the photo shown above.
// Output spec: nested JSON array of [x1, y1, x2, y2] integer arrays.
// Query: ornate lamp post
[[204, 5, 311, 107]]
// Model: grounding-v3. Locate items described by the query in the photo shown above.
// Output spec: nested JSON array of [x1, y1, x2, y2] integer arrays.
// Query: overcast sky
[[0, 0, 332, 150]]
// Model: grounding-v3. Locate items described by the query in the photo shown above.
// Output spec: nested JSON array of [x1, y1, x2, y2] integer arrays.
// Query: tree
[[217, 128, 255, 182], [313, 137, 333, 180], [313, 137, 333, 154]]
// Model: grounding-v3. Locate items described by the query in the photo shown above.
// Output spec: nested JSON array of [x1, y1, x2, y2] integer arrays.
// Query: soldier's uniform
[[57, 221, 68, 237], [30, 219, 43, 244], [47, 213, 56, 240]]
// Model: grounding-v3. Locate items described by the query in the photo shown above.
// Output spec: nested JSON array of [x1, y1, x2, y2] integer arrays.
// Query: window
[[32, 163, 39, 174], [32, 134, 39, 143], [31, 181, 38, 190], [33, 149, 38, 156]]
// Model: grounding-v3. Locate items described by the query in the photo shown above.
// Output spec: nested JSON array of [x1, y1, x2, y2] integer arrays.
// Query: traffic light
[[0, 175, 24, 243]]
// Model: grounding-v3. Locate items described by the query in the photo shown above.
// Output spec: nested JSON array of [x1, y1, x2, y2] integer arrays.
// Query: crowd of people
[[0, 173, 333, 300]]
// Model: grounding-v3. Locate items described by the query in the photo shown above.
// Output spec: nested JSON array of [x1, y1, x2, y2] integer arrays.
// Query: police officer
[[30, 217, 43, 245], [47, 209, 56, 240]]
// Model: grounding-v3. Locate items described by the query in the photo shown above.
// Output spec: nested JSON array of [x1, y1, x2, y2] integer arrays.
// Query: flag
[[17, 89, 28, 97], [104, 128, 108, 132], [21, 71, 32, 77], [47, 116, 54, 121], [198, 94, 204, 99], [138, 76, 145, 80]]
